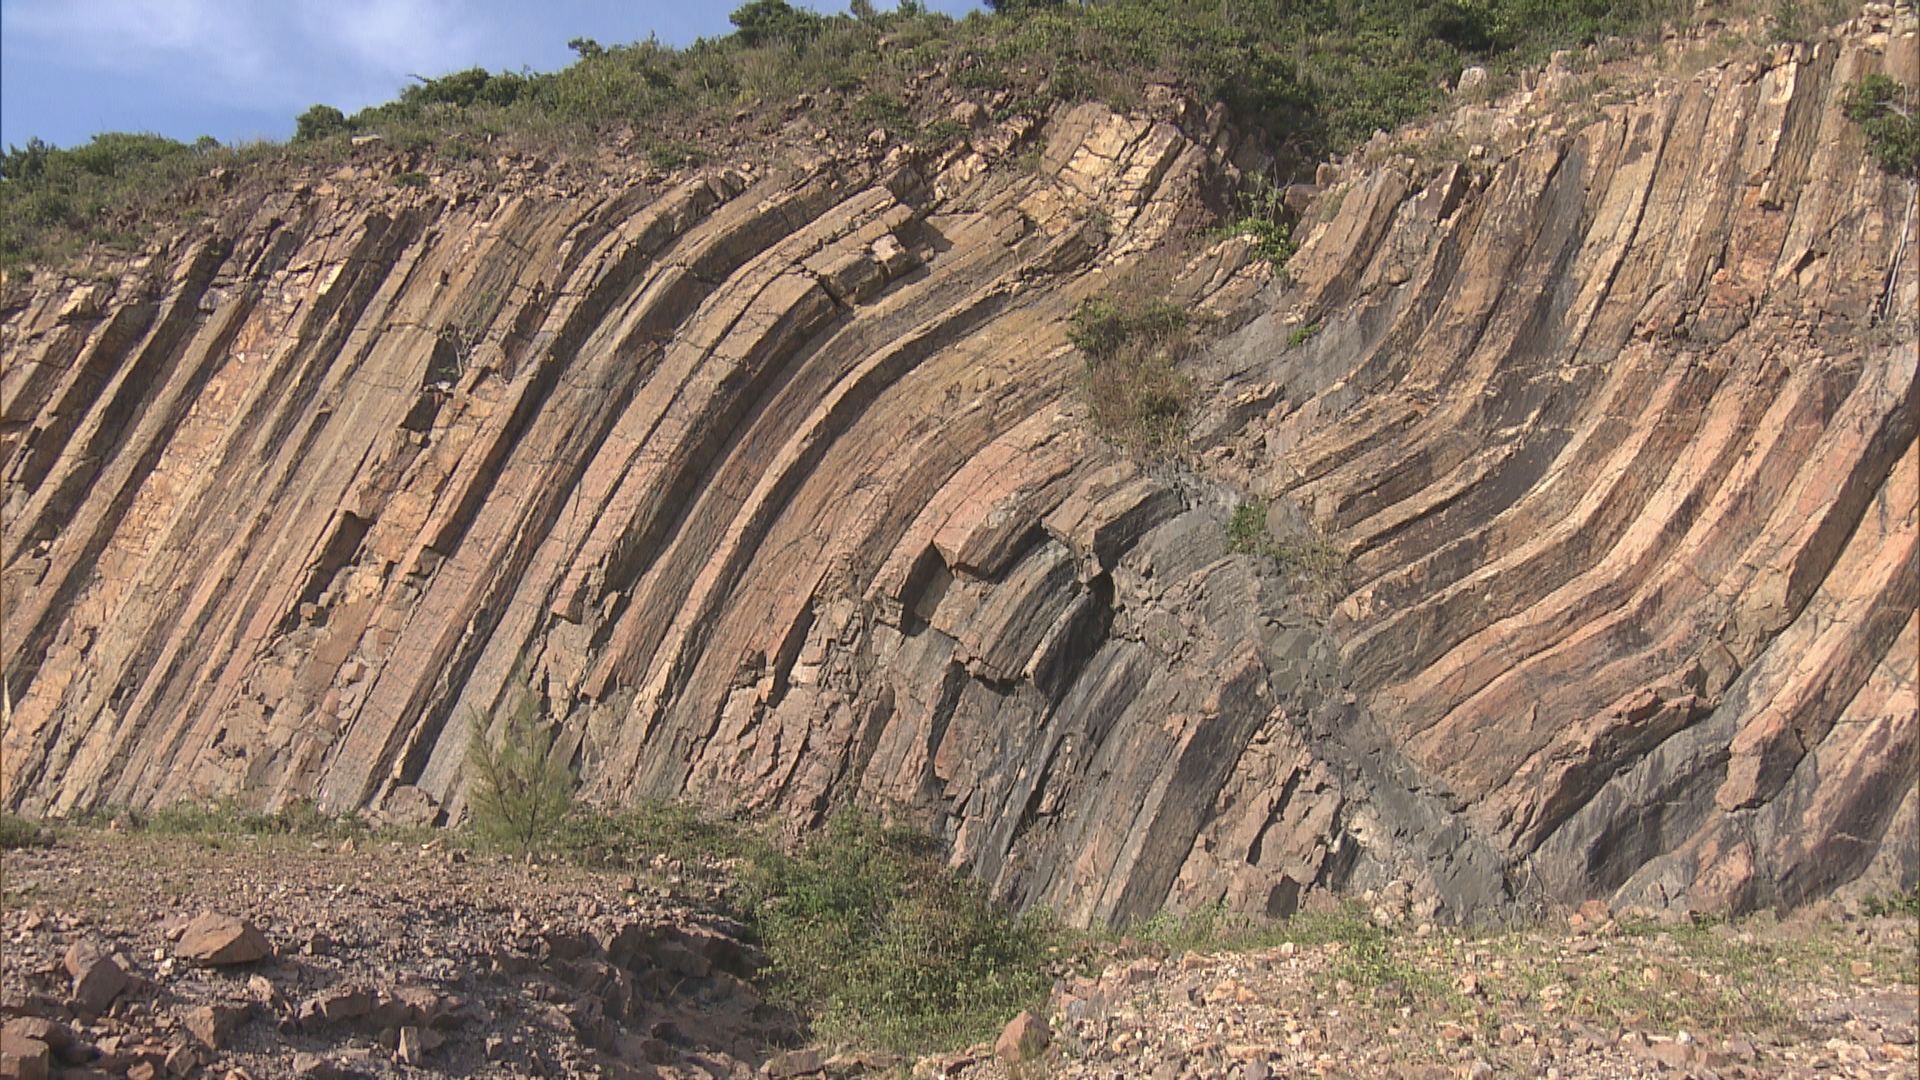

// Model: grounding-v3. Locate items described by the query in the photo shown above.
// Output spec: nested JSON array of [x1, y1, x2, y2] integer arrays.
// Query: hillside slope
[[3, 10, 1915, 926]]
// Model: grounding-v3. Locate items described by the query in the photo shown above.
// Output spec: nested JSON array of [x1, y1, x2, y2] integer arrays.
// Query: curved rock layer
[[4, 26, 1916, 925]]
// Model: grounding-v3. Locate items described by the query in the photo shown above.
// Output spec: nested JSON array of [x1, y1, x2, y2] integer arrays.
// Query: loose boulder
[[184, 1004, 248, 1050], [995, 1010, 1050, 1064], [62, 939, 128, 1013], [0, 1032, 50, 1080], [177, 913, 272, 966], [762, 1048, 824, 1077]]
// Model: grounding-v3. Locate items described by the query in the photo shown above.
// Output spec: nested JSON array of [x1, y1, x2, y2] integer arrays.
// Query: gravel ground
[[934, 898, 1918, 1079], [2, 829, 1915, 1079], [2, 829, 791, 1078]]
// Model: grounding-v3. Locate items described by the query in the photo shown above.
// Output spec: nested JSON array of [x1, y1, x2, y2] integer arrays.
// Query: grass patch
[[1069, 293, 1195, 457], [1769, 0, 1855, 44], [1862, 889, 1920, 919], [507, 798, 1057, 1056], [556, 799, 775, 895], [645, 140, 704, 171], [61, 797, 371, 848], [1287, 320, 1323, 348]]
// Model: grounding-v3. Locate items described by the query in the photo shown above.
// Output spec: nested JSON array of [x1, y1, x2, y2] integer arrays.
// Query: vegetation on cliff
[[1069, 294, 1197, 455], [0, 0, 1719, 272], [1842, 73, 1920, 176]]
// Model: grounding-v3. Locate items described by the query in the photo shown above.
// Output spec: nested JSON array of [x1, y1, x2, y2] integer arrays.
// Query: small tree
[[294, 105, 350, 142], [729, 0, 826, 47], [465, 683, 576, 854]]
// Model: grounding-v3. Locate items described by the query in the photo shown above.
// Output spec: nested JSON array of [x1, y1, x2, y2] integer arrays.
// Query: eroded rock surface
[[3, 17, 1915, 924]]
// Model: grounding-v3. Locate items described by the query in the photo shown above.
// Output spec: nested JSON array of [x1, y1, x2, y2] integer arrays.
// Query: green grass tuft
[[557, 803, 1056, 1056]]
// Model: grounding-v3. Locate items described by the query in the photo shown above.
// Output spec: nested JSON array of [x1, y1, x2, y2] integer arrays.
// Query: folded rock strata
[[2, 22, 1914, 925]]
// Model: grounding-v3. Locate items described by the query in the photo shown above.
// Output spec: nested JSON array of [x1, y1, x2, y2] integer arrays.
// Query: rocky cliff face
[[4, 15, 1915, 926]]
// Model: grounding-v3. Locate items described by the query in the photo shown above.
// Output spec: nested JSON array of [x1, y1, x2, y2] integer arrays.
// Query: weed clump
[[1221, 176, 1299, 267], [1225, 497, 1348, 599], [1861, 889, 1920, 919], [465, 685, 577, 855], [141, 797, 360, 839], [1069, 294, 1195, 456]]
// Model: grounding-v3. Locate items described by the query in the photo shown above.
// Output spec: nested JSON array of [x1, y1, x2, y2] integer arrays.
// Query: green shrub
[[0, 138, 53, 182], [855, 91, 915, 137], [1287, 321, 1323, 348], [0, 130, 241, 268], [646, 140, 703, 170], [392, 170, 430, 188], [1224, 173, 1299, 263], [1069, 295, 1195, 456], [0, 812, 51, 850], [1841, 75, 1920, 178], [729, 0, 828, 48], [747, 811, 1054, 1054], [547, 802, 1054, 1054], [1226, 499, 1272, 555], [1068, 295, 1188, 357], [465, 685, 577, 854], [64, 133, 194, 179], [917, 118, 969, 149]]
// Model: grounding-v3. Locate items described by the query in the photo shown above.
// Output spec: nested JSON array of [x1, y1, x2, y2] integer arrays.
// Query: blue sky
[[1, 1, 983, 150]]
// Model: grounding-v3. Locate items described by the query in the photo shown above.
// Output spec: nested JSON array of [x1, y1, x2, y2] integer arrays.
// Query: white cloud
[[6, 1, 273, 82], [291, 0, 484, 104], [3, 0, 483, 115]]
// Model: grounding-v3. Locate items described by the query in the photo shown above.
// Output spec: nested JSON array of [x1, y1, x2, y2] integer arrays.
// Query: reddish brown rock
[[0, 1021, 68, 1061], [762, 1048, 824, 1077], [183, 1004, 247, 1050], [996, 1010, 1050, 1064], [0, 1034, 50, 1080], [298, 986, 373, 1026], [394, 1026, 442, 1066], [176, 913, 271, 966], [61, 940, 127, 1014]]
